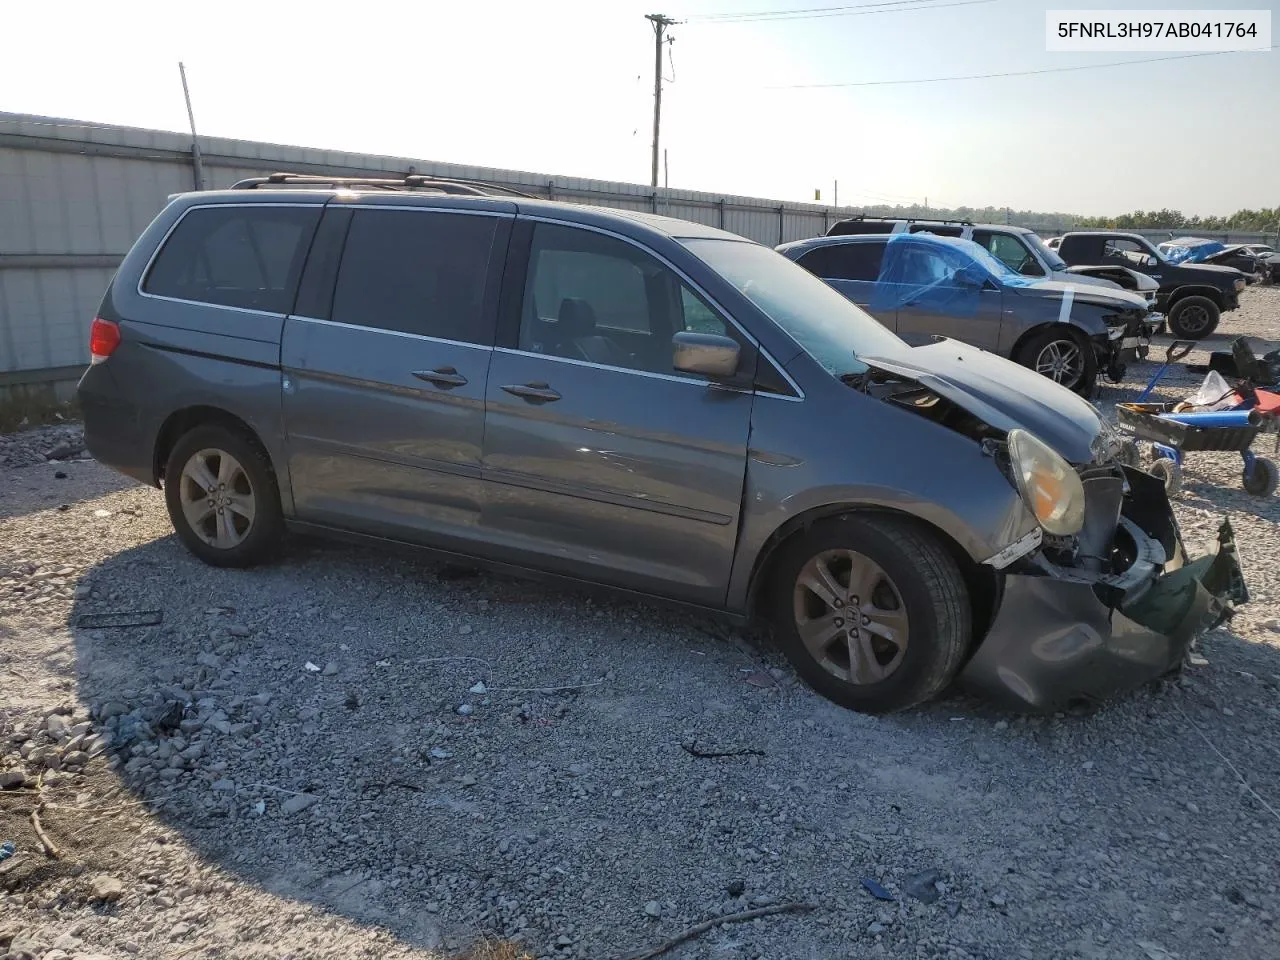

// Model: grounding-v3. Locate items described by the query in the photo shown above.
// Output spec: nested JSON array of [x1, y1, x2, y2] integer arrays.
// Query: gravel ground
[[2, 287, 1280, 960]]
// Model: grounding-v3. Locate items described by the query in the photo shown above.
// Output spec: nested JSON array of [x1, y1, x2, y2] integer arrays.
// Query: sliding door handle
[[502, 382, 561, 404], [413, 367, 468, 389]]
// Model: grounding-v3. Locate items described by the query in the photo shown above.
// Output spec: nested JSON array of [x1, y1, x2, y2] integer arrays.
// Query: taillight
[[89, 317, 120, 364]]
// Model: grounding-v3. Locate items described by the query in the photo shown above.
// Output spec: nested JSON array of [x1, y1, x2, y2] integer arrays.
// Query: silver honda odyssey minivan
[[78, 173, 1246, 714]]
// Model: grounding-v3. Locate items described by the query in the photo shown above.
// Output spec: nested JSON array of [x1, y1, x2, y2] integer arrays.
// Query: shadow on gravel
[[0, 461, 139, 521], [1178, 479, 1280, 522], [63, 532, 1280, 959], [63, 533, 781, 956]]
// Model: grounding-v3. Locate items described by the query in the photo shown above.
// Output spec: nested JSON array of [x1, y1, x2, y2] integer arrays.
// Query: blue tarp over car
[[869, 232, 1033, 317], [1158, 237, 1228, 264]]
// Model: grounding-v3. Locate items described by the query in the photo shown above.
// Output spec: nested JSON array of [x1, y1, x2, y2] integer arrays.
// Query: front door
[[1102, 237, 1158, 277], [972, 230, 1045, 278], [890, 245, 1005, 351], [480, 222, 755, 606], [281, 205, 510, 547]]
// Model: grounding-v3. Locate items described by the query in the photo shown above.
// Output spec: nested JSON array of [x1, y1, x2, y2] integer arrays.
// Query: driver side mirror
[[673, 331, 740, 378], [1145, 255, 1157, 268]]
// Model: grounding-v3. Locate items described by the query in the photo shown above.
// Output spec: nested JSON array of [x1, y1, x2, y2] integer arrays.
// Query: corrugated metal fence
[[0, 111, 867, 387], [2, 110, 1275, 390]]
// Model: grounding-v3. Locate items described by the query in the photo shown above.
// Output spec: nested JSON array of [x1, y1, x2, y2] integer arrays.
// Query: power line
[[684, 0, 993, 24], [769, 46, 1277, 88]]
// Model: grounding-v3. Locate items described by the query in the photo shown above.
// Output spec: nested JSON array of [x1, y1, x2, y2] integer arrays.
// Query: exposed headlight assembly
[[1007, 429, 1085, 535]]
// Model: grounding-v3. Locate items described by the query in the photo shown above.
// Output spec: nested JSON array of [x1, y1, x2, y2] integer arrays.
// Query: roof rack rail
[[832, 214, 976, 227], [229, 172, 538, 199]]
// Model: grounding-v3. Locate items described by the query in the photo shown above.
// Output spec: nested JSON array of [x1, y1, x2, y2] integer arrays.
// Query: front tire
[[768, 515, 971, 713], [1149, 456, 1182, 497], [1016, 328, 1097, 395], [163, 424, 283, 567], [1168, 296, 1220, 339]]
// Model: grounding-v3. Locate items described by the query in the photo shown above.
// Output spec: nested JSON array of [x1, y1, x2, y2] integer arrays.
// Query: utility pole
[[834, 180, 838, 207], [646, 13, 676, 189], [178, 62, 204, 191], [664, 148, 669, 188]]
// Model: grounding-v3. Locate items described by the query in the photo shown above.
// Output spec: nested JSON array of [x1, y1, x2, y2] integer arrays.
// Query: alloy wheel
[[1034, 340, 1084, 387], [178, 448, 256, 549], [791, 549, 909, 684]]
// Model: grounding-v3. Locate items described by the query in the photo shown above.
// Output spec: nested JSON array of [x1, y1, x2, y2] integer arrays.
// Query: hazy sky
[[2, 0, 1276, 216]]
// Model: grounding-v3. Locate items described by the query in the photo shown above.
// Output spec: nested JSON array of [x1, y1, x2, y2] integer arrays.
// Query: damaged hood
[[1062, 265, 1161, 293], [861, 340, 1105, 463], [1174, 261, 1246, 279], [1007, 280, 1148, 312]]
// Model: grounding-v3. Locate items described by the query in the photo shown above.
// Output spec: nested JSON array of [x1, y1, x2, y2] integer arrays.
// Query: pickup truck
[[1055, 231, 1247, 338]]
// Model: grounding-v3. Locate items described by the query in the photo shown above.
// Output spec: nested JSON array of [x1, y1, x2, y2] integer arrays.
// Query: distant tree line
[[1074, 207, 1280, 232], [846, 203, 1279, 234]]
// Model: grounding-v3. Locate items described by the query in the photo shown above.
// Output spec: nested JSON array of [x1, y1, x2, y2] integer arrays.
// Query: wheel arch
[[1009, 321, 1093, 363], [745, 503, 1001, 655], [1166, 285, 1225, 308], [153, 405, 275, 486]]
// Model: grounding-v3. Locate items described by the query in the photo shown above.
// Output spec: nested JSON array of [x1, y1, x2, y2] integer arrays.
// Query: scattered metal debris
[[681, 740, 765, 759], [76, 609, 163, 629], [860, 877, 894, 901], [612, 902, 817, 960]]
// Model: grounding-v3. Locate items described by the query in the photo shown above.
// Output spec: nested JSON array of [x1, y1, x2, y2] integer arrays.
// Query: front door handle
[[413, 367, 468, 389], [502, 382, 561, 404]]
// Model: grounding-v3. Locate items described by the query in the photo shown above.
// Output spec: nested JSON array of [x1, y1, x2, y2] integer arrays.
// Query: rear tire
[[1168, 296, 1220, 339], [163, 424, 283, 567], [1243, 457, 1278, 497], [768, 514, 971, 713], [1016, 328, 1097, 395]]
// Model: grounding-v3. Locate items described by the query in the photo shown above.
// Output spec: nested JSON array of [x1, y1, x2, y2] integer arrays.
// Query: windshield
[[684, 239, 904, 376], [1023, 231, 1068, 271]]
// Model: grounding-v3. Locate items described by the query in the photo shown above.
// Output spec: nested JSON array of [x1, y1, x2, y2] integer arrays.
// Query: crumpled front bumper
[[959, 470, 1248, 711], [1104, 314, 1163, 380]]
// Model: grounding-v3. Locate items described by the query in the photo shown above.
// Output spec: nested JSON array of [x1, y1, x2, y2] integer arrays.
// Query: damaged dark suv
[[79, 175, 1247, 713]]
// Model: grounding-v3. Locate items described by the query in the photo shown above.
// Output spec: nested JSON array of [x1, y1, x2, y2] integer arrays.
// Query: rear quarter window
[[796, 242, 884, 282], [143, 205, 320, 314]]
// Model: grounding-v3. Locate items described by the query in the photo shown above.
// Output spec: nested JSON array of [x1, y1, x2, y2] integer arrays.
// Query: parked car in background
[[826, 217, 1161, 308], [778, 232, 1154, 394], [78, 173, 1245, 714], [1239, 245, 1279, 283], [1157, 237, 1266, 281], [1056, 231, 1247, 339]]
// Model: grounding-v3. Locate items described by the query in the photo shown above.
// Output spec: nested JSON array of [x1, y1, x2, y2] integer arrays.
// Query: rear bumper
[[77, 365, 153, 486], [960, 478, 1247, 711]]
